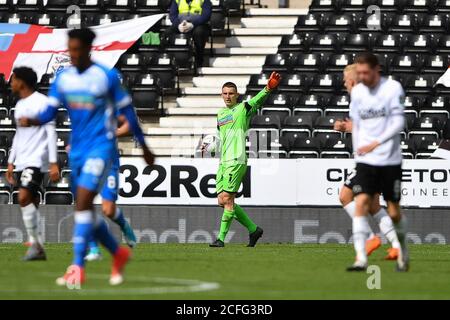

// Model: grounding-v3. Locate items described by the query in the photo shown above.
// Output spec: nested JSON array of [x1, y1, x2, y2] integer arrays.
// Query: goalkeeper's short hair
[[222, 82, 238, 92]]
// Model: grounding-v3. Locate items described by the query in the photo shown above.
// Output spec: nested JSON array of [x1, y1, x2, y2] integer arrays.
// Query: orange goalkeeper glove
[[266, 71, 281, 91]]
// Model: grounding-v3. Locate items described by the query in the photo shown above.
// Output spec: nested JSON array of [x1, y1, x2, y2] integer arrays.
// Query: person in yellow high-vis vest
[[166, 0, 212, 68]]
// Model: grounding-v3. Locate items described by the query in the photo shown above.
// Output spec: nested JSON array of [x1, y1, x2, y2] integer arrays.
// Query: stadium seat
[[0, 190, 9, 204], [45, 0, 78, 12], [261, 108, 291, 124], [263, 53, 294, 73], [342, 34, 369, 52], [278, 74, 307, 93], [309, 74, 343, 93], [401, 138, 416, 159], [146, 53, 178, 90], [326, 53, 355, 72], [278, 34, 305, 53], [373, 34, 406, 54], [136, 0, 172, 13], [421, 55, 448, 74], [415, 138, 440, 158], [56, 130, 71, 150], [404, 34, 435, 53], [44, 191, 74, 205], [288, 137, 320, 158], [320, 138, 352, 158], [56, 109, 71, 128], [164, 34, 194, 69], [295, 13, 324, 32], [280, 115, 313, 140]]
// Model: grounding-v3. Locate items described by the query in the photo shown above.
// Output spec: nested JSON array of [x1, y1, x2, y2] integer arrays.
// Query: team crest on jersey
[[218, 114, 233, 127]]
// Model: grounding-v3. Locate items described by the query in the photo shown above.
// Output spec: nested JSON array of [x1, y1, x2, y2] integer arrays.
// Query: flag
[[435, 67, 450, 87], [0, 14, 165, 81]]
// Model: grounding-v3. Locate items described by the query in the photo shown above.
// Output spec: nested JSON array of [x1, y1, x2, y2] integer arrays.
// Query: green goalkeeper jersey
[[217, 87, 270, 165]]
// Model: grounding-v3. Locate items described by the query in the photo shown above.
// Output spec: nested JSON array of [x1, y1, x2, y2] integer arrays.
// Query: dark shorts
[[350, 163, 402, 202], [17, 167, 43, 197]]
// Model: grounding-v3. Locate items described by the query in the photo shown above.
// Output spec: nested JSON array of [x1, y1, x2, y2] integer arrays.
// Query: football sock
[[87, 237, 100, 254], [234, 204, 257, 233], [218, 209, 235, 242], [345, 201, 375, 239], [353, 216, 370, 264], [94, 215, 119, 255], [373, 208, 401, 249], [393, 214, 408, 247], [111, 207, 126, 230], [73, 210, 94, 267], [21, 203, 41, 245]]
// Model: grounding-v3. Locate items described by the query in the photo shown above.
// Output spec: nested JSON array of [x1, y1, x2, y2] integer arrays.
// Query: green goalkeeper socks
[[234, 204, 257, 234], [218, 209, 235, 242]]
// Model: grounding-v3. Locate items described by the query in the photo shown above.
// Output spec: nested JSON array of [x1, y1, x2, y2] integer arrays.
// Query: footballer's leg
[[85, 237, 102, 261], [369, 194, 400, 260], [210, 165, 226, 247], [18, 168, 46, 261], [57, 155, 130, 286], [211, 191, 236, 247], [381, 165, 408, 272], [101, 169, 136, 248], [229, 165, 262, 247], [347, 164, 375, 271], [340, 173, 378, 255]]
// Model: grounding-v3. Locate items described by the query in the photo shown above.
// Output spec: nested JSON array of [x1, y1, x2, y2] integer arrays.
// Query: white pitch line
[[0, 273, 220, 296]]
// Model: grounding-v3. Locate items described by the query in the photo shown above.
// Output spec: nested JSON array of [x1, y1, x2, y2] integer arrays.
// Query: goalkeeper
[[203, 72, 281, 247]]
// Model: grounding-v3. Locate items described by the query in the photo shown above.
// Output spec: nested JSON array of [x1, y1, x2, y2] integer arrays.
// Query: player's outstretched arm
[[19, 105, 58, 127], [246, 71, 282, 115], [116, 115, 130, 138], [119, 104, 155, 166]]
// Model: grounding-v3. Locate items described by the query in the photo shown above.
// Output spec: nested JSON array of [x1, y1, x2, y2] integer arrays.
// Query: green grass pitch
[[1, 243, 450, 299]]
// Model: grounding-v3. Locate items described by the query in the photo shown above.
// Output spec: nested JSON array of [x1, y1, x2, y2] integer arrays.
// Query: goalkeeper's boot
[[346, 259, 368, 272], [110, 246, 131, 286], [56, 265, 85, 287], [385, 247, 399, 260], [247, 227, 263, 247], [366, 235, 381, 256], [85, 246, 102, 261], [23, 243, 46, 261], [122, 221, 137, 248], [209, 239, 224, 247]]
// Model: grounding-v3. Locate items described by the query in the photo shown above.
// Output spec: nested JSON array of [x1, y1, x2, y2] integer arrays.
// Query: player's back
[[13, 91, 53, 170], [49, 63, 119, 160]]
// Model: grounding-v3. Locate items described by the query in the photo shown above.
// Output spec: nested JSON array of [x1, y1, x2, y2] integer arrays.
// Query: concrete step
[[209, 56, 266, 68], [159, 116, 216, 128], [232, 28, 294, 36], [246, 8, 309, 16], [182, 87, 246, 95], [241, 17, 299, 28], [177, 97, 224, 108], [146, 127, 217, 135], [198, 67, 262, 75], [192, 75, 250, 88], [225, 36, 282, 48], [213, 47, 278, 55], [166, 107, 220, 115]]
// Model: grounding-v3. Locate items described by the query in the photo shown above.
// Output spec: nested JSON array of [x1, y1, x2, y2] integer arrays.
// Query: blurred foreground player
[[334, 64, 400, 261], [205, 72, 281, 248], [346, 53, 408, 272], [85, 115, 137, 262], [6, 67, 60, 261], [19, 28, 154, 286]]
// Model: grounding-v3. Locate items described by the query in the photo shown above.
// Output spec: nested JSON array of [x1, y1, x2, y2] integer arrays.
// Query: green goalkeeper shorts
[[216, 163, 248, 194]]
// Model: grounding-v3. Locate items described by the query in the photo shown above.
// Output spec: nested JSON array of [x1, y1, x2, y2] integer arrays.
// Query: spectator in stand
[[165, 0, 212, 69]]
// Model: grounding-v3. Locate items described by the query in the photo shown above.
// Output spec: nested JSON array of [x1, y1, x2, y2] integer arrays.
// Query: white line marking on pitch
[[0, 273, 220, 295]]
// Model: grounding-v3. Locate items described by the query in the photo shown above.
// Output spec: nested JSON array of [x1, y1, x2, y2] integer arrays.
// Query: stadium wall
[[1, 205, 449, 244]]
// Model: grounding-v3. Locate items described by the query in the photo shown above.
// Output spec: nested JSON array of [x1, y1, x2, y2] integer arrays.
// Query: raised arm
[[246, 71, 281, 116]]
